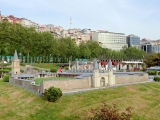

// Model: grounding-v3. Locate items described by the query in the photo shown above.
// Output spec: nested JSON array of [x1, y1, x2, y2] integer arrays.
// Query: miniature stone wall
[[115, 73, 148, 84], [9, 78, 40, 93], [39, 77, 91, 94], [9, 73, 149, 94]]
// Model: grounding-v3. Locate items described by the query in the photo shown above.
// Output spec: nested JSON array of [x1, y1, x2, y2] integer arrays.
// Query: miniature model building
[[11, 50, 56, 79]]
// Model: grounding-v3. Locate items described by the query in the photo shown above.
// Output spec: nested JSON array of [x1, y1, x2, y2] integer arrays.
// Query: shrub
[[43, 86, 62, 102], [3, 63, 11, 67], [147, 71, 156, 75], [154, 76, 160, 82], [3, 75, 10, 82], [36, 60, 40, 64], [50, 68, 57, 72], [20, 63, 26, 66], [0, 69, 10, 74], [20, 69, 24, 73], [65, 67, 69, 70], [34, 67, 39, 71], [89, 102, 132, 120]]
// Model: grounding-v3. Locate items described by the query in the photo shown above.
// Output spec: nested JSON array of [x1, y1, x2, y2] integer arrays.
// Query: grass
[[0, 81, 160, 120], [26, 63, 59, 70], [34, 77, 74, 85]]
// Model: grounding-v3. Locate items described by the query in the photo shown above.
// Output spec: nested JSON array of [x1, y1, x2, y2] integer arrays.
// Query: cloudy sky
[[0, 0, 160, 40]]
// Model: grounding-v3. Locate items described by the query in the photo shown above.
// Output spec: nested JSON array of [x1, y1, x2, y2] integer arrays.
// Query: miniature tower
[[93, 59, 100, 87], [108, 59, 115, 86], [11, 50, 20, 75]]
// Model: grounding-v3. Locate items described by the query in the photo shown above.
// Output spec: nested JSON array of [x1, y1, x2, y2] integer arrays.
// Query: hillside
[[0, 80, 160, 120]]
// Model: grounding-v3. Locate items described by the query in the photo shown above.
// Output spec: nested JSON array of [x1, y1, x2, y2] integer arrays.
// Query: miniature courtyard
[[9, 50, 149, 94]]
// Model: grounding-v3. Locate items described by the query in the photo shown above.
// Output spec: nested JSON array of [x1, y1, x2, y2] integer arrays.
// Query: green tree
[[79, 42, 91, 58], [122, 47, 145, 60], [57, 37, 79, 58], [86, 41, 102, 58], [144, 53, 159, 67]]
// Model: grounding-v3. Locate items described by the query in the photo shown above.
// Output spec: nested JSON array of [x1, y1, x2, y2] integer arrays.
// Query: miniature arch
[[100, 77, 105, 86]]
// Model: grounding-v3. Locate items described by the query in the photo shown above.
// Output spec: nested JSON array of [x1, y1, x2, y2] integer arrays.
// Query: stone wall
[[9, 78, 40, 93], [115, 73, 148, 84], [39, 78, 91, 93], [9, 73, 149, 94]]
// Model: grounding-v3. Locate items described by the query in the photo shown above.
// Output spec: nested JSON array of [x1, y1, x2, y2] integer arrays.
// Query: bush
[[3, 75, 10, 82], [65, 67, 69, 70], [20, 69, 24, 73], [89, 102, 132, 120], [43, 86, 62, 102], [147, 71, 157, 75], [3, 63, 11, 67], [20, 63, 26, 66], [50, 68, 57, 72], [36, 60, 40, 64], [34, 67, 39, 71], [0, 69, 10, 74], [154, 76, 160, 82]]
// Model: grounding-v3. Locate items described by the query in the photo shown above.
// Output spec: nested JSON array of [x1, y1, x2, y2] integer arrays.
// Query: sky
[[0, 0, 160, 40]]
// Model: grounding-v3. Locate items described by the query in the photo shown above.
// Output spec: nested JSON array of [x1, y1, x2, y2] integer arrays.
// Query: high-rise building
[[92, 31, 127, 50], [141, 43, 160, 53], [127, 34, 140, 47]]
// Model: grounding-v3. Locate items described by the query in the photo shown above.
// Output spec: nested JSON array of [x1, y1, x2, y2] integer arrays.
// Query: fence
[[0, 56, 88, 64]]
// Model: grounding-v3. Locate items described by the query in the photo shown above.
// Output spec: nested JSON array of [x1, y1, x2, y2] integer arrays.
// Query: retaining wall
[[115, 73, 148, 84], [9, 78, 40, 93], [39, 78, 91, 94]]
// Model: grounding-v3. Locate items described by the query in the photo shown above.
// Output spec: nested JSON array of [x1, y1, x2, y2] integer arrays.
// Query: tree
[[121, 47, 145, 60], [86, 41, 102, 58], [56, 37, 79, 58], [79, 42, 91, 58], [143, 53, 159, 67], [36, 32, 56, 56]]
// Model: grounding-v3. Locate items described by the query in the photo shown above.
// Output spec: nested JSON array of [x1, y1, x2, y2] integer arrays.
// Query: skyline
[[0, 0, 160, 40]]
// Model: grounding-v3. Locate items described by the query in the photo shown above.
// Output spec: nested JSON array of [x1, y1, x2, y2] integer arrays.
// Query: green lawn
[[26, 63, 59, 70], [0, 81, 160, 120], [34, 77, 74, 85]]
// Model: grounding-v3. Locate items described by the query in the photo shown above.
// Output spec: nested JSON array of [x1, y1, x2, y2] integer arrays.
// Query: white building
[[20, 18, 39, 28], [92, 32, 128, 50]]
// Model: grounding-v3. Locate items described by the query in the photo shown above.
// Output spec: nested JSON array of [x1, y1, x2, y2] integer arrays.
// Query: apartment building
[[92, 31, 127, 50], [141, 39, 160, 53], [127, 34, 140, 47], [61, 28, 91, 45]]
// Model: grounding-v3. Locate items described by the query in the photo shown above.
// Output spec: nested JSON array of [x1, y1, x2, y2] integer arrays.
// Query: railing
[[0, 55, 88, 64]]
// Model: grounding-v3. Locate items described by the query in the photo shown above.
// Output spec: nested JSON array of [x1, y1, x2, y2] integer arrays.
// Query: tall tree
[[79, 42, 91, 58], [144, 53, 159, 67], [86, 40, 102, 58]]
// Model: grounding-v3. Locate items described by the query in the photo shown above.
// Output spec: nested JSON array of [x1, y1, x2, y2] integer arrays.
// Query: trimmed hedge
[[0, 69, 10, 74], [50, 68, 57, 72], [20, 69, 24, 73], [20, 63, 26, 66], [34, 67, 39, 71], [154, 76, 160, 82], [3, 75, 10, 82], [147, 71, 160, 75], [43, 86, 62, 102]]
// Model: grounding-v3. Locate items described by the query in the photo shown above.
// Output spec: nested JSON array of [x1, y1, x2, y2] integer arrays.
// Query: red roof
[[112, 61, 118, 66]]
